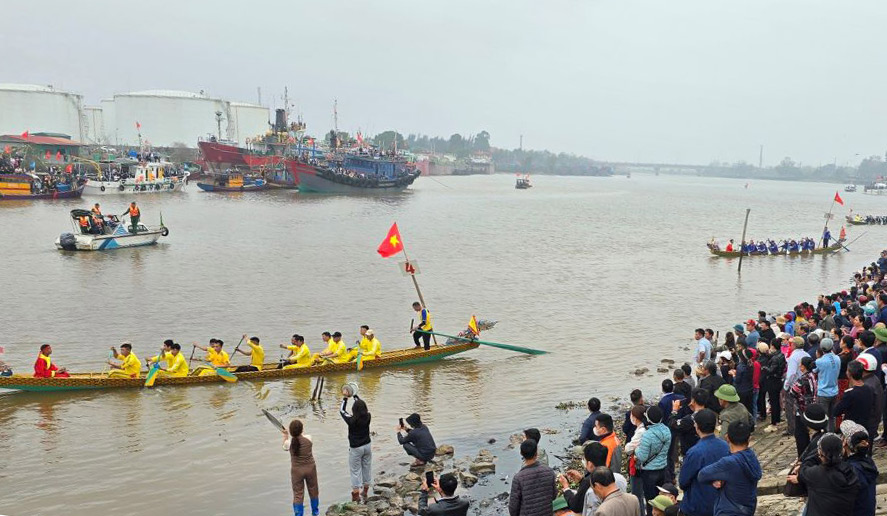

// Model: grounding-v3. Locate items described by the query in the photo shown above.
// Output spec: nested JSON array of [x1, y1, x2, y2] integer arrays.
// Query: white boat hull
[[55, 224, 166, 251], [83, 177, 186, 195]]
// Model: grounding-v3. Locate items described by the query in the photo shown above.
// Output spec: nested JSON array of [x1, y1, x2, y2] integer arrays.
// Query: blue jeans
[[752, 389, 759, 419]]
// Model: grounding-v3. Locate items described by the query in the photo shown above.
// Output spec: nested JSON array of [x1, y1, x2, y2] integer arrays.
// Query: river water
[[0, 174, 882, 515]]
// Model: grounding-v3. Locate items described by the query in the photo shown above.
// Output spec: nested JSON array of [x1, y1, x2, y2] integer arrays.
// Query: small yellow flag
[[468, 315, 480, 337]]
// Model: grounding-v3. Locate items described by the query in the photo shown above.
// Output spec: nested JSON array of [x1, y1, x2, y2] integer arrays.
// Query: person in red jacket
[[34, 344, 69, 378]]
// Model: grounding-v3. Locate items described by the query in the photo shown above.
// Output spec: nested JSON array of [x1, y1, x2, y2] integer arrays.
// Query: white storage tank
[[0, 83, 83, 139], [112, 90, 230, 147], [83, 105, 106, 144], [229, 102, 270, 144], [100, 98, 116, 145]]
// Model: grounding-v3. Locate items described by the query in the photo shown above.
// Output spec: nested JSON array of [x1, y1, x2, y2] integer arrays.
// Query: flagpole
[[400, 245, 438, 347], [820, 196, 836, 248]]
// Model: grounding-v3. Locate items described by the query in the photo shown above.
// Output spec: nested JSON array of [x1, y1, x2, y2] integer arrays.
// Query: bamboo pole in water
[[738, 209, 751, 273]]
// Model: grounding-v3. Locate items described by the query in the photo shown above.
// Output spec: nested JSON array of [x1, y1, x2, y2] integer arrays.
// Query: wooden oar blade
[[262, 409, 285, 432], [424, 330, 549, 355], [216, 368, 238, 382]]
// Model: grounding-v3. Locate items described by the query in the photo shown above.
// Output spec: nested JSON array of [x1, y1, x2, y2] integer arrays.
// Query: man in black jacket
[[697, 361, 725, 413], [397, 413, 437, 466], [762, 340, 787, 431], [419, 472, 469, 516], [667, 388, 710, 457]]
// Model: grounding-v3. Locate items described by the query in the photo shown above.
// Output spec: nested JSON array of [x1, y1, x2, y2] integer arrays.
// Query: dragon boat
[[708, 240, 844, 258], [0, 342, 479, 392]]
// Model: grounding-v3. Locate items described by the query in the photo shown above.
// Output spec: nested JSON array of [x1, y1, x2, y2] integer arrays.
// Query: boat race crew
[[313, 331, 349, 364], [234, 335, 264, 372], [312, 332, 335, 363], [194, 338, 231, 376], [281, 335, 313, 369], [412, 301, 433, 350], [33, 344, 69, 378], [107, 342, 141, 379], [148, 339, 176, 370], [122, 201, 140, 233], [156, 342, 188, 377]]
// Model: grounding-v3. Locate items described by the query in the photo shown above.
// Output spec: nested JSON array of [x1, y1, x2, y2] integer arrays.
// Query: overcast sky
[[4, 0, 886, 165]]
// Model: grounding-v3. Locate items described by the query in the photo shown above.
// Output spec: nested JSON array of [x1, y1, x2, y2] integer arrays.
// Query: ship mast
[[333, 98, 338, 134]]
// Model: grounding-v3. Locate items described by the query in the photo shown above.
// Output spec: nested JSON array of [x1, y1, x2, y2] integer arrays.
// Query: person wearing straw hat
[[714, 385, 751, 439]]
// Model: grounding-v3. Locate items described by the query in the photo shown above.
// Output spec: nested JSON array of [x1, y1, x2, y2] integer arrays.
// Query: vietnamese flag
[[45, 150, 50, 159], [834, 191, 844, 206], [20, 130, 29, 139], [56, 151, 62, 161], [377, 223, 404, 258]]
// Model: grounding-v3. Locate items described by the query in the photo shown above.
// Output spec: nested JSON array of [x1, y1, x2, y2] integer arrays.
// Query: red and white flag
[[135, 121, 141, 130]]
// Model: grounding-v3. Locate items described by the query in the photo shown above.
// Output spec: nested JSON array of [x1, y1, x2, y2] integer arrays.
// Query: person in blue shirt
[[814, 338, 841, 432], [744, 320, 759, 349], [635, 406, 671, 515], [697, 421, 762, 516], [784, 312, 795, 336], [577, 397, 602, 444], [679, 408, 729, 516], [823, 228, 832, 248]]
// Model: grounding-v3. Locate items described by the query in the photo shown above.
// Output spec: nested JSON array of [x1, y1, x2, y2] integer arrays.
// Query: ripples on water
[[0, 175, 882, 514]]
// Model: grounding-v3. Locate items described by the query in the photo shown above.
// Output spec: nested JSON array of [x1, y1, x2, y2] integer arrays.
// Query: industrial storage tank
[[229, 102, 270, 144], [111, 90, 231, 147], [100, 98, 116, 145], [83, 106, 106, 144], [0, 84, 83, 139]]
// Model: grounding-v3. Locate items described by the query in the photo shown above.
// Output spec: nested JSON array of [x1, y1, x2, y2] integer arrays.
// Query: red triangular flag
[[45, 150, 50, 159], [834, 191, 844, 206], [840, 226, 846, 240], [377, 223, 404, 258], [20, 130, 29, 139]]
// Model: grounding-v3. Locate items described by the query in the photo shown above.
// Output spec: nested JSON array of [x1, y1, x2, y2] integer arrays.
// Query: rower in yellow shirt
[[344, 326, 370, 362], [107, 342, 141, 378], [146, 340, 175, 372], [194, 338, 231, 376], [280, 334, 313, 369], [312, 332, 338, 364], [157, 343, 189, 377], [329, 332, 351, 364], [360, 329, 382, 362], [233, 335, 265, 372]]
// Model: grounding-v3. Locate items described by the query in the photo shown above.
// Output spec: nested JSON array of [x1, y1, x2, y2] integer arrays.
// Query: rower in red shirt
[[726, 239, 735, 252], [34, 344, 70, 378]]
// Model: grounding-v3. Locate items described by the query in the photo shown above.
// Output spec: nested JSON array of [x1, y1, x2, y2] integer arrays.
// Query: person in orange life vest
[[34, 344, 70, 378], [121, 201, 140, 233], [78, 214, 91, 234]]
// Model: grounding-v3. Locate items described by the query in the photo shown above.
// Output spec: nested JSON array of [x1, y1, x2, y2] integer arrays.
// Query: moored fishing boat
[[55, 209, 168, 251], [295, 154, 420, 194], [0, 173, 84, 200], [196, 172, 269, 192], [0, 342, 478, 392], [83, 161, 188, 195]]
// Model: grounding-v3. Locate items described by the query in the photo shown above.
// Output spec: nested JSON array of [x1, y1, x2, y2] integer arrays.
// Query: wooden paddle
[[187, 345, 197, 369], [144, 362, 161, 387], [422, 330, 548, 355], [262, 409, 286, 432], [215, 368, 238, 382]]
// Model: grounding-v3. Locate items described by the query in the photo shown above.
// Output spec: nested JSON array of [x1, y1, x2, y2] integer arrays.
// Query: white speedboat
[[83, 161, 188, 195], [55, 210, 169, 251]]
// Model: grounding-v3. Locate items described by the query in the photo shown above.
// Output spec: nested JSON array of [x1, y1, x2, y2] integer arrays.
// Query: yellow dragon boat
[[0, 342, 478, 393]]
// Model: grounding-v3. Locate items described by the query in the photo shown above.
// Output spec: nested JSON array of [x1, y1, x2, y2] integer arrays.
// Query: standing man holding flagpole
[[377, 222, 438, 348], [820, 191, 843, 248], [411, 302, 433, 350]]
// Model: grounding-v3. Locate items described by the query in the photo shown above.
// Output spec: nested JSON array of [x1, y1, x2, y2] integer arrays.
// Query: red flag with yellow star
[[377, 223, 404, 258]]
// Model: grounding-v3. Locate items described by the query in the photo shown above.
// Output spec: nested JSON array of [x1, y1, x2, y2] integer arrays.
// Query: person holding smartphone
[[419, 472, 469, 516], [396, 413, 437, 466], [340, 385, 373, 503]]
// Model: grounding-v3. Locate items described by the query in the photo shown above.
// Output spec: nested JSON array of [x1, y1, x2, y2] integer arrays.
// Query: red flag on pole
[[56, 151, 62, 161], [20, 130, 29, 139], [834, 191, 844, 206], [377, 223, 404, 258], [45, 150, 50, 159], [136, 121, 141, 130]]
